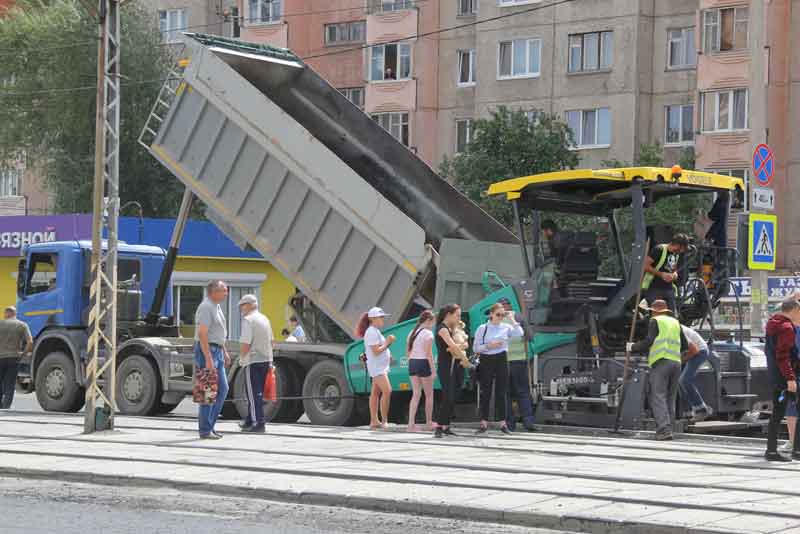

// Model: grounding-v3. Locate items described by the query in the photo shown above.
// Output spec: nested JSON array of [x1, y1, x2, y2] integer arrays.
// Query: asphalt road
[[0, 477, 577, 534]]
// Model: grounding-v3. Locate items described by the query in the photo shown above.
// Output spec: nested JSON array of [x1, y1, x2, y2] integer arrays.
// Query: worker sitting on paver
[[627, 300, 688, 441], [764, 298, 800, 462], [641, 234, 690, 314]]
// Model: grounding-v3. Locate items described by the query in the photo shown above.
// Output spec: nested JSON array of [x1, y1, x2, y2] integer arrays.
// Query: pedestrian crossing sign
[[748, 213, 777, 270]]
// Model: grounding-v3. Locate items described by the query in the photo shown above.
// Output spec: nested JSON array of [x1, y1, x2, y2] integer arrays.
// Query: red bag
[[264, 366, 277, 402]]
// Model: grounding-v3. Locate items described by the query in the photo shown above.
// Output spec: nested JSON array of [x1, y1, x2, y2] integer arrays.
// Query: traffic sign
[[752, 187, 775, 211], [753, 144, 774, 187], [748, 213, 777, 270]]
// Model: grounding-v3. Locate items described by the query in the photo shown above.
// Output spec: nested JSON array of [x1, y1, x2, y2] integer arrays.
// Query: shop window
[[172, 283, 259, 340]]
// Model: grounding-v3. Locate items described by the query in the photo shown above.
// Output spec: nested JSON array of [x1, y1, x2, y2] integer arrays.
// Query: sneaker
[[765, 451, 792, 462], [500, 426, 512, 435], [779, 441, 794, 453], [443, 427, 457, 437], [238, 420, 251, 430], [655, 431, 674, 441], [434, 427, 444, 439], [241, 424, 266, 434], [199, 433, 222, 440], [212, 431, 223, 438], [692, 407, 712, 422]]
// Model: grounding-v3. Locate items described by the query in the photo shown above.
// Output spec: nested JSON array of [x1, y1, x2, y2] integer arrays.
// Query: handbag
[[264, 366, 277, 402], [192, 367, 218, 405]]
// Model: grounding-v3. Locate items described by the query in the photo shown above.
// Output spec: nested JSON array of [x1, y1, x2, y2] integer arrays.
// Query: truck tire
[[35, 351, 84, 413], [116, 355, 161, 416], [302, 360, 358, 426], [232, 362, 304, 423]]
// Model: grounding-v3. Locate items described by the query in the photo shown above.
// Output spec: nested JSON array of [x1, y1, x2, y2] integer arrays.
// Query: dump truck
[[17, 33, 523, 425]]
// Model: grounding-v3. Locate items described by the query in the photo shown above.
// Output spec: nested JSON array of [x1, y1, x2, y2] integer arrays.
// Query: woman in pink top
[[406, 310, 436, 432]]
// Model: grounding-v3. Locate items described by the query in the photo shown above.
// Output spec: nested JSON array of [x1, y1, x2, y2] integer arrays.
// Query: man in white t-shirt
[[238, 294, 274, 433], [679, 325, 712, 421]]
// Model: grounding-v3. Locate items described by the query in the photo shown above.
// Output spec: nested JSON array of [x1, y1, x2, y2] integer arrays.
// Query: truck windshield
[[27, 253, 58, 295]]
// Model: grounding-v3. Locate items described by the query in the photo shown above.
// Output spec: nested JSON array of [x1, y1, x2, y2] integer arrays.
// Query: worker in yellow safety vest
[[627, 300, 688, 441], [641, 234, 690, 314]]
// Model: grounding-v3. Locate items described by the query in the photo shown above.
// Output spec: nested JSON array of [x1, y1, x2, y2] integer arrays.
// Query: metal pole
[[84, 0, 120, 433], [512, 200, 532, 277]]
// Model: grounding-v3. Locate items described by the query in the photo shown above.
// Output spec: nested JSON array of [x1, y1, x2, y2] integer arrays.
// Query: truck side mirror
[[16, 259, 26, 298]]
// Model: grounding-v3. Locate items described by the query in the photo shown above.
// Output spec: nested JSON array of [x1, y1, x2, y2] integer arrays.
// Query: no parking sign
[[753, 144, 775, 187]]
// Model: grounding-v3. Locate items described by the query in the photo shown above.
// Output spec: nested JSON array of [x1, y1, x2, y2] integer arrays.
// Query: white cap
[[238, 294, 258, 306], [367, 307, 390, 318]]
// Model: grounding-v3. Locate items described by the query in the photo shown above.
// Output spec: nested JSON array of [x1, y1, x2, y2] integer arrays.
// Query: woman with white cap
[[355, 307, 396, 429]]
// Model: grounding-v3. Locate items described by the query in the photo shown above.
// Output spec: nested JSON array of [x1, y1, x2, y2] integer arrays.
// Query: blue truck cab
[[15, 241, 192, 415]]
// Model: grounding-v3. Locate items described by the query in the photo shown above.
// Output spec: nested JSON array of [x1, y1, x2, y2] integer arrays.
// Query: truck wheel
[[232, 362, 304, 423], [116, 355, 161, 416], [302, 360, 358, 426], [35, 351, 83, 413]]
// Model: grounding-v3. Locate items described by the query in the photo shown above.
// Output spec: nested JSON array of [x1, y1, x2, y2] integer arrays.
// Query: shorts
[[408, 359, 432, 378]]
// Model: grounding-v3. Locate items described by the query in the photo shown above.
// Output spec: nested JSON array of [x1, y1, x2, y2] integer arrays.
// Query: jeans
[[767, 385, 800, 453], [478, 352, 508, 422], [244, 361, 270, 427], [194, 343, 229, 436], [679, 349, 709, 411], [435, 355, 464, 427], [649, 358, 681, 434], [0, 359, 18, 409], [506, 360, 535, 430]]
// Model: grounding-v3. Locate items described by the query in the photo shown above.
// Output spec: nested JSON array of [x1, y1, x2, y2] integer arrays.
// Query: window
[[457, 0, 477, 16], [368, 0, 414, 13], [26, 253, 58, 295], [498, 38, 541, 79], [172, 282, 260, 340], [667, 28, 696, 69], [371, 112, 410, 145], [665, 104, 694, 145], [339, 87, 365, 108], [0, 168, 20, 197], [457, 49, 476, 85], [225, 7, 241, 38], [370, 43, 412, 81], [568, 31, 613, 73], [525, 110, 541, 125], [565, 108, 611, 148], [701, 89, 748, 132], [455, 119, 473, 153], [248, 0, 281, 24], [703, 6, 748, 53], [158, 9, 187, 43], [325, 21, 366, 45]]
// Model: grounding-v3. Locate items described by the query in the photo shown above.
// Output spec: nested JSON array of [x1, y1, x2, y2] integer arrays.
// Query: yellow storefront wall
[[0, 257, 19, 309], [175, 256, 296, 336], [0, 255, 296, 336]]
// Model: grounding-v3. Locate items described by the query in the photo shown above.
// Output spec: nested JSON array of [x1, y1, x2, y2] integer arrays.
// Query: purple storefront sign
[[0, 214, 92, 257]]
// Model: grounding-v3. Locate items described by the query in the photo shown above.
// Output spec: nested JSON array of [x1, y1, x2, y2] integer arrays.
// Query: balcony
[[367, 5, 418, 45], [365, 79, 417, 114]]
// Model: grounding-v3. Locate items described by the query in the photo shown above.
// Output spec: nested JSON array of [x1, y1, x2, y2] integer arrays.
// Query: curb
[[0, 465, 730, 534]]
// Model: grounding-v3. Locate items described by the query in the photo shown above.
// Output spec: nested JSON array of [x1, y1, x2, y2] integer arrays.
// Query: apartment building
[[141, 0, 240, 46], [437, 0, 698, 169], [238, 0, 440, 163]]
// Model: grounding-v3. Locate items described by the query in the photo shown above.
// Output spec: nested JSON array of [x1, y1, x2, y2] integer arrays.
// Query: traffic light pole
[[84, 0, 121, 433]]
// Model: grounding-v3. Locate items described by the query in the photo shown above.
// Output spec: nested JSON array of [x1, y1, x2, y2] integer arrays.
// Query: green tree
[[439, 107, 579, 229], [0, 0, 187, 216]]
